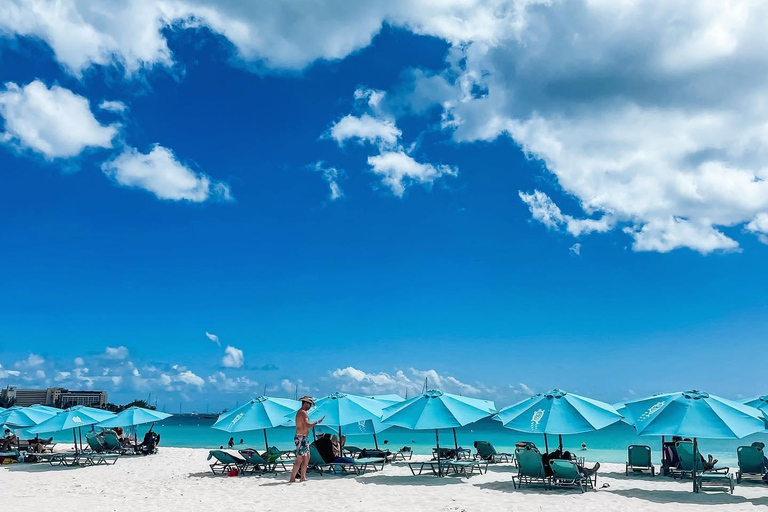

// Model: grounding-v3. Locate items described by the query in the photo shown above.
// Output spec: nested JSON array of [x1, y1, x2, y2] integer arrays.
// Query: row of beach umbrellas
[[213, 389, 768, 483], [0, 404, 172, 454]]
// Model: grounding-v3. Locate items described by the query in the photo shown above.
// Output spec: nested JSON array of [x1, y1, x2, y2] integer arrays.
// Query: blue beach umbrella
[[624, 390, 767, 492], [495, 389, 622, 452], [743, 395, 768, 417], [614, 402, 635, 425], [0, 405, 58, 428], [310, 392, 388, 439], [98, 407, 172, 428], [64, 406, 115, 422], [30, 407, 107, 453], [213, 396, 301, 451], [382, 389, 496, 476], [324, 394, 405, 449]]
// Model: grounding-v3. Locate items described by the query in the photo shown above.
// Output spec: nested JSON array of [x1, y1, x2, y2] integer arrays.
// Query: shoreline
[[3, 447, 767, 512]]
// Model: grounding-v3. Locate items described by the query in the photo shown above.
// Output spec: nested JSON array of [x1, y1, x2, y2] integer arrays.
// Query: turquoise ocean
[[37, 416, 765, 466]]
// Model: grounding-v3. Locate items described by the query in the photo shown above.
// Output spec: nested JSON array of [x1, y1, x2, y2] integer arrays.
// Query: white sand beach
[[3, 448, 767, 512]]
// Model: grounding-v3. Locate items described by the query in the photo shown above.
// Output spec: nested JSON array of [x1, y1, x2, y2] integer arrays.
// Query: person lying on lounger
[[543, 448, 600, 477]]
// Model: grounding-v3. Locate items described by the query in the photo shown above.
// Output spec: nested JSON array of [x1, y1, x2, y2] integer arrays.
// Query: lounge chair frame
[[626, 444, 655, 476]]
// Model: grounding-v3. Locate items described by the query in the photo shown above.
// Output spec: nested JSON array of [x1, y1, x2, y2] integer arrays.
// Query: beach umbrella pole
[[693, 438, 698, 493], [544, 434, 549, 454], [264, 429, 269, 452], [436, 429, 442, 477], [73, 429, 78, 454], [558, 435, 563, 452], [661, 436, 666, 475], [373, 433, 378, 450], [453, 428, 458, 450]]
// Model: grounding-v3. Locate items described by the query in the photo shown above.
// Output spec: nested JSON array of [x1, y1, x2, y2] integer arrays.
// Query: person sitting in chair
[[0, 429, 18, 451]]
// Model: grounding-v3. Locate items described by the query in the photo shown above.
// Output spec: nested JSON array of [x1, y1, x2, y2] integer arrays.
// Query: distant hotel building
[[0, 386, 108, 408]]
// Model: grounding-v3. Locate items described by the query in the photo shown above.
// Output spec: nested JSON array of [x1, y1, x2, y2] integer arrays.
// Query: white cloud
[[311, 161, 344, 201], [74, 357, 85, 366], [205, 332, 220, 347], [177, 370, 205, 389], [393, 0, 768, 253], [330, 114, 401, 149], [367, 151, 457, 197], [0, 80, 116, 159], [329, 365, 490, 397], [101, 144, 232, 202], [569, 243, 581, 256], [104, 346, 129, 360], [99, 100, 127, 113], [15, 353, 45, 368], [54, 371, 71, 382], [207, 371, 257, 392], [745, 213, 768, 244], [221, 346, 244, 368], [0, 364, 22, 379]]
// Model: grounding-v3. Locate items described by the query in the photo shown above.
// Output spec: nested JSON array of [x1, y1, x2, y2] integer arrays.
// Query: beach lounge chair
[[100, 431, 130, 455], [736, 445, 767, 483], [343, 445, 362, 458], [392, 446, 413, 461], [549, 459, 594, 492], [626, 445, 655, 476], [35, 452, 80, 466], [238, 449, 277, 474], [474, 441, 513, 463], [78, 452, 120, 466], [675, 441, 734, 493], [408, 460, 449, 476], [207, 450, 246, 474], [85, 433, 107, 453], [513, 443, 550, 489], [308, 444, 338, 474], [446, 459, 489, 478]]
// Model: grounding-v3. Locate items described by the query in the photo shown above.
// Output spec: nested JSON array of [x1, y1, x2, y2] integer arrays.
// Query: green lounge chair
[[308, 444, 338, 474], [85, 433, 107, 454], [736, 445, 767, 483], [513, 443, 549, 489], [392, 446, 413, 461], [474, 441, 513, 463], [101, 431, 130, 454], [408, 460, 448, 476], [207, 450, 246, 474], [675, 441, 734, 493], [344, 445, 362, 458], [79, 453, 120, 466], [238, 449, 277, 474], [626, 445, 655, 476], [549, 459, 594, 492]]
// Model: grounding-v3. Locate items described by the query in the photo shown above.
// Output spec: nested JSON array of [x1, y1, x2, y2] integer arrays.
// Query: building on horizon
[[0, 386, 108, 408]]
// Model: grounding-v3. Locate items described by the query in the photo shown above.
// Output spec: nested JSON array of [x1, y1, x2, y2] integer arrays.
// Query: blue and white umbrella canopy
[[310, 392, 388, 438], [64, 406, 116, 423], [0, 406, 58, 428], [214, 396, 301, 432], [213, 396, 302, 451], [624, 390, 767, 439], [382, 390, 496, 430], [743, 395, 768, 419], [29, 407, 105, 433], [98, 407, 172, 428], [495, 389, 622, 435], [382, 389, 496, 476], [614, 402, 635, 425]]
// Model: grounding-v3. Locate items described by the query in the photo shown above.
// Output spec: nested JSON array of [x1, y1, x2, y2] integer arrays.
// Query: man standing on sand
[[289, 396, 324, 483]]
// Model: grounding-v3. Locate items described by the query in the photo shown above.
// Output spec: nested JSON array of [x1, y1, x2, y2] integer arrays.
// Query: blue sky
[[1, 2, 767, 412]]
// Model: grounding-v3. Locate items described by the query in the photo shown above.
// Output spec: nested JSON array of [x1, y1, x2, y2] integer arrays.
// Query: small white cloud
[[0, 80, 116, 158], [519, 190, 613, 237], [54, 371, 71, 382], [111, 376, 123, 386], [15, 353, 45, 368], [177, 370, 205, 389], [101, 144, 232, 202], [221, 346, 244, 368], [104, 346, 129, 360], [98, 100, 127, 113], [569, 243, 581, 256], [0, 364, 21, 378], [330, 113, 401, 149], [367, 151, 457, 197], [34, 369, 46, 379], [74, 357, 85, 366], [205, 332, 221, 347], [312, 161, 344, 201]]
